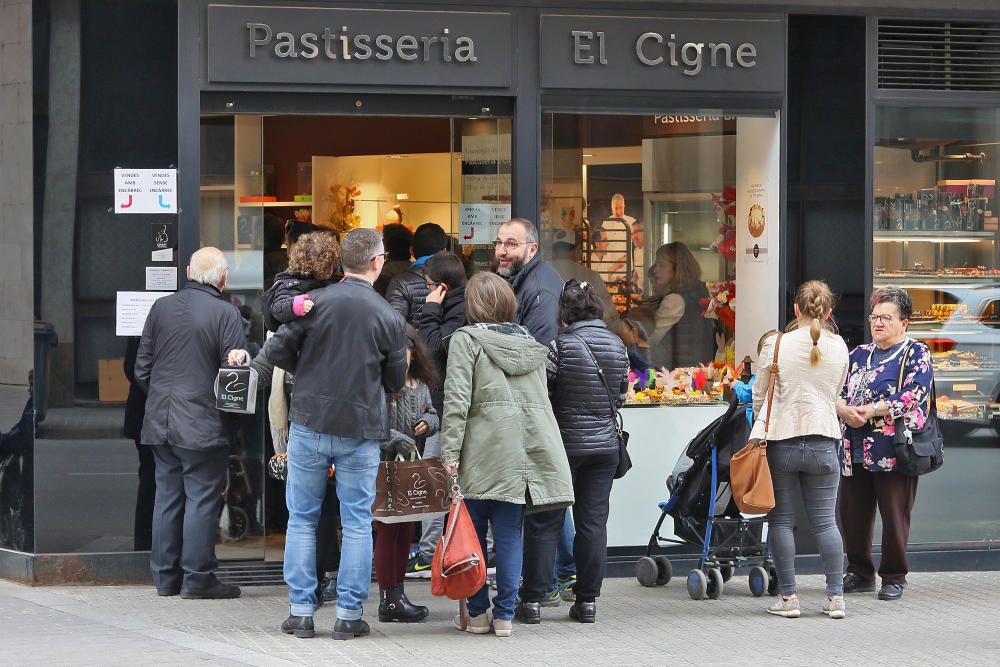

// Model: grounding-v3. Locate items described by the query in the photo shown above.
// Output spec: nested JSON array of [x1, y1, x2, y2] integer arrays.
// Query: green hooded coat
[[440, 325, 574, 514]]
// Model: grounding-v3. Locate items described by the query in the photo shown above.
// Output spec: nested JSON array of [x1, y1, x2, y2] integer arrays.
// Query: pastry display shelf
[[873, 231, 996, 242], [237, 201, 313, 208], [873, 275, 997, 286], [933, 368, 1000, 380]]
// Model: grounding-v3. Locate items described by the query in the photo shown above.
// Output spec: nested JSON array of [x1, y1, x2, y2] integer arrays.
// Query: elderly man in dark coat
[[135, 247, 247, 600]]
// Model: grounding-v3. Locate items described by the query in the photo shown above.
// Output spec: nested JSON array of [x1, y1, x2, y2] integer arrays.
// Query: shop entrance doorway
[[199, 112, 511, 563]]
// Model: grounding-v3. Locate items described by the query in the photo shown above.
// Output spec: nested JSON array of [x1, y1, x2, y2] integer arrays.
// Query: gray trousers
[[150, 444, 228, 591], [766, 436, 844, 597]]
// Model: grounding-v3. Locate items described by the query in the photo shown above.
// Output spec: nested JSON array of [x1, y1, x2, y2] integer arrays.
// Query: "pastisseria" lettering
[[246, 23, 478, 63]]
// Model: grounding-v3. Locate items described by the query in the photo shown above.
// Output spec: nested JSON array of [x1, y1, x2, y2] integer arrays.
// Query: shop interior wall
[[786, 14, 867, 349], [31, 0, 178, 554]]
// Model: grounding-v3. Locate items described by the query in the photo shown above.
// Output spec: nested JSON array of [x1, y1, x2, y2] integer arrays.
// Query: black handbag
[[572, 335, 632, 479], [891, 342, 944, 476]]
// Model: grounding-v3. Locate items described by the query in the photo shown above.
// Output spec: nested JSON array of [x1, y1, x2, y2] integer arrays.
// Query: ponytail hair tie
[[812, 340, 818, 346]]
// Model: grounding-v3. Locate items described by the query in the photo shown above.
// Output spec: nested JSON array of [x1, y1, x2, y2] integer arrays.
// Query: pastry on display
[[935, 394, 983, 420]]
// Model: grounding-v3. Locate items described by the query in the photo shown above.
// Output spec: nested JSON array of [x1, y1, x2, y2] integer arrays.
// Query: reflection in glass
[[873, 105, 1000, 544]]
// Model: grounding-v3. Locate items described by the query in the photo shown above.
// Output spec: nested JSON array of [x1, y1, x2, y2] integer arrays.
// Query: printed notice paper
[[145, 266, 178, 291], [116, 291, 171, 336]]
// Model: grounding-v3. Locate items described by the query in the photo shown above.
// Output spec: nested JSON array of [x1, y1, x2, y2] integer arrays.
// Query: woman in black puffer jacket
[[544, 279, 629, 623]]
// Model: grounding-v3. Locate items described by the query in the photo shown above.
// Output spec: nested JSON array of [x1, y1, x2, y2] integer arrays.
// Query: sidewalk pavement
[[1, 571, 997, 666]]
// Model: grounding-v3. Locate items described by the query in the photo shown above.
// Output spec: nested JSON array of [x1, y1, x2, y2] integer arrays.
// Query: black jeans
[[522, 451, 618, 603]]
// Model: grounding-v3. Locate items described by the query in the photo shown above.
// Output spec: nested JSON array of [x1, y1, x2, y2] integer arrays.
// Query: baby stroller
[[634, 396, 778, 599]]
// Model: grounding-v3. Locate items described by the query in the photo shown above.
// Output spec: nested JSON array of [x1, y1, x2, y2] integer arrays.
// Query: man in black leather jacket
[[494, 218, 563, 346], [384, 222, 449, 324], [260, 228, 407, 641]]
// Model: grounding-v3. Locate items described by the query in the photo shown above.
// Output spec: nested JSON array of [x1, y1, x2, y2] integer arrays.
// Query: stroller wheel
[[748, 566, 768, 597], [686, 569, 708, 600], [768, 566, 780, 596], [720, 565, 734, 583], [635, 557, 659, 588], [653, 556, 672, 586], [707, 568, 724, 599]]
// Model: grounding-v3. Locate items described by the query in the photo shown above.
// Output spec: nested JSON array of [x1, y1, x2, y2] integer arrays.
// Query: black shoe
[[331, 618, 370, 640], [281, 614, 315, 639], [842, 573, 876, 594], [515, 601, 541, 624], [321, 577, 339, 603], [378, 584, 429, 622], [157, 587, 180, 597], [878, 583, 904, 601], [180, 581, 242, 600], [569, 601, 597, 623]]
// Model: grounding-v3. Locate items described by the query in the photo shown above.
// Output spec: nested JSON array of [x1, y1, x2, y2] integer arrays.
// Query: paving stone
[[0, 572, 997, 665]]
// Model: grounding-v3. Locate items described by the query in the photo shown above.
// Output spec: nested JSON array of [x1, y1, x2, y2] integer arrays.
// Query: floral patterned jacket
[[840, 339, 934, 473]]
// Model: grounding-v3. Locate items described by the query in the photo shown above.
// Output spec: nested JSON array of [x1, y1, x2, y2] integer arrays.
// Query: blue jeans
[[554, 509, 576, 580], [284, 423, 380, 620], [766, 436, 844, 597], [465, 499, 523, 621]]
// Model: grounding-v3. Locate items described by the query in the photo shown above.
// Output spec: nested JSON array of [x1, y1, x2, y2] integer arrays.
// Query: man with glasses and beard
[[493, 218, 563, 346], [493, 218, 577, 621]]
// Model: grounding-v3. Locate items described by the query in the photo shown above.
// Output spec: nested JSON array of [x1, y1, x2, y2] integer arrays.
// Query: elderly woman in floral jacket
[[836, 286, 933, 602]]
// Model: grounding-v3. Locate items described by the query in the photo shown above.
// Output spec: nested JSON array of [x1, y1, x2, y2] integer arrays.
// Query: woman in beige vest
[[753, 281, 850, 619]]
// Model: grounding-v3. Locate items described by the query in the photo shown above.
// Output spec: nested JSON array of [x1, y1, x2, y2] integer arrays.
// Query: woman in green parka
[[441, 272, 573, 638]]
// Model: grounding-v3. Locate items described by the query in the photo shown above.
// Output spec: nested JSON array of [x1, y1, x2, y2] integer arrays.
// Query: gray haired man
[[135, 247, 247, 599]]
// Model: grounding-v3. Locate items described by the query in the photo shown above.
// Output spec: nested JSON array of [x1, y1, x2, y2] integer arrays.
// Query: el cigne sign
[[206, 5, 513, 87], [540, 14, 785, 92], [207, 6, 783, 93]]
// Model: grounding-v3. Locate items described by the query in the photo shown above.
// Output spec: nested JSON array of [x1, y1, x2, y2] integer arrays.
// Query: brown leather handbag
[[730, 333, 782, 514]]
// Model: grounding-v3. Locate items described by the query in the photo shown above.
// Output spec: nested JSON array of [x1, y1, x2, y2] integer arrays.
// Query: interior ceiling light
[[910, 146, 985, 163], [388, 154, 407, 159]]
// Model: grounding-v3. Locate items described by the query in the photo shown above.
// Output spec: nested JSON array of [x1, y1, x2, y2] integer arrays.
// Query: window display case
[[873, 107, 1000, 432]]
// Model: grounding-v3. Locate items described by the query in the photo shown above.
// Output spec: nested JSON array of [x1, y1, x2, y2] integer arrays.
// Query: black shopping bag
[[215, 366, 259, 414]]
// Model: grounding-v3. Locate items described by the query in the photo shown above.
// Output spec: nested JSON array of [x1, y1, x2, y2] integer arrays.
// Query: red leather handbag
[[431, 477, 487, 625]]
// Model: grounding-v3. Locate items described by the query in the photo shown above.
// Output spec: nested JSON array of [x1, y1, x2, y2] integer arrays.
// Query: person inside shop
[[549, 229, 616, 329], [494, 218, 578, 598], [440, 272, 574, 638], [837, 286, 933, 602], [385, 222, 450, 323], [263, 213, 289, 290], [643, 241, 715, 369], [755, 281, 850, 620], [630, 219, 645, 297], [255, 228, 407, 641], [374, 218, 412, 297], [135, 247, 247, 601], [600, 194, 634, 279], [520, 279, 629, 625], [407, 251, 468, 578]]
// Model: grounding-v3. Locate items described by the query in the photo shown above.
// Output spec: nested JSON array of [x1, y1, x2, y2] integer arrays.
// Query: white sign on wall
[[116, 291, 171, 336], [459, 203, 511, 245], [114, 168, 177, 214]]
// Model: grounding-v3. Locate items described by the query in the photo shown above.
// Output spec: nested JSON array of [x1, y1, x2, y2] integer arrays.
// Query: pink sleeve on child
[[292, 294, 311, 317]]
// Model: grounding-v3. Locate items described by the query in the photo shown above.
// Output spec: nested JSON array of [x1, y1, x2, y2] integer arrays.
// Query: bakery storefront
[[179, 3, 786, 570], [7, 2, 1000, 583]]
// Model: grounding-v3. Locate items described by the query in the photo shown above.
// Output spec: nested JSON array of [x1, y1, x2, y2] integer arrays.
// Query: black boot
[[321, 576, 339, 602], [378, 584, 429, 622], [331, 618, 370, 640]]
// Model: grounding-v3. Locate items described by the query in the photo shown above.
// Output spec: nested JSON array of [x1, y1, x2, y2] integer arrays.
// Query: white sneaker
[[492, 618, 513, 637], [767, 595, 801, 618], [454, 612, 491, 634], [823, 595, 847, 619]]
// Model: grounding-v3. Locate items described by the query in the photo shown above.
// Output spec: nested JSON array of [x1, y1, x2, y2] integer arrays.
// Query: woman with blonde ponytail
[[752, 280, 850, 620]]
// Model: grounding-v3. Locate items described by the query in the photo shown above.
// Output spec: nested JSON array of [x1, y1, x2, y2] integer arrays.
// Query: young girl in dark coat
[[375, 326, 440, 622]]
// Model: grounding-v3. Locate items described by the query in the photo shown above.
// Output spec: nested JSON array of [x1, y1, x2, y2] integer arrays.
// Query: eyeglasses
[[868, 314, 897, 324], [370, 251, 389, 262], [494, 239, 524, 252]]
